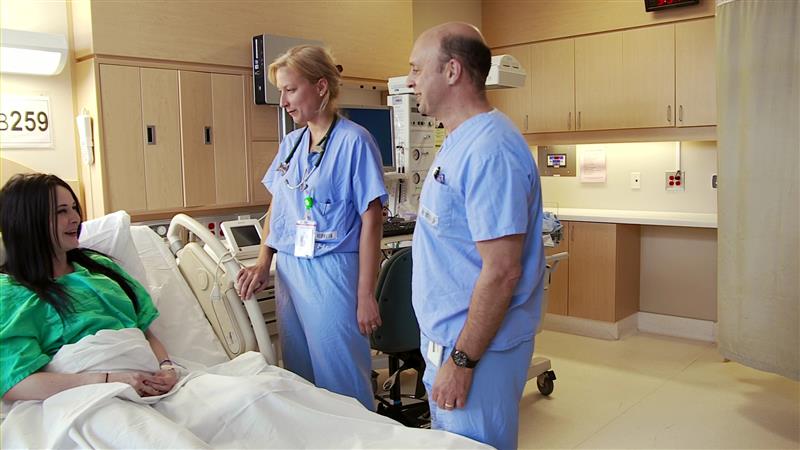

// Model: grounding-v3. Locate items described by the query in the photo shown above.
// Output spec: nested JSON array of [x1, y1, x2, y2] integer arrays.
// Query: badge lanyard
[[278, 115, 339, 193], [285, 115, 338, 259]]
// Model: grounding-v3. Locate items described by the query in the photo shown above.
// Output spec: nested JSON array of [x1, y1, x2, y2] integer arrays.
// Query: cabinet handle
[[146, 125, 156, 145], [568, 112, 572, 130], [577, 111, 581, 130], [570, 223, 574, 242], [667, 105, 672, 123], [679, 105, 684, 122], [524, 114, 528, 132], [204, 126, 212, 145]]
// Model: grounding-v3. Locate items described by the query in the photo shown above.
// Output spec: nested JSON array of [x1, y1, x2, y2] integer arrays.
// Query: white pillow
[[79, 211, 149, 287], [129, 225, 229, 368]]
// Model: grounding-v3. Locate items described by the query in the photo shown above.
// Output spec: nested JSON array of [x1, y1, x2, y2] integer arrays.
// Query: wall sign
[[0, 95, 54, 148]]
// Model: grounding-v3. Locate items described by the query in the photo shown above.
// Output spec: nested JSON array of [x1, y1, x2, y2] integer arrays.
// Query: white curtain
[[716, 0, 799, 380]]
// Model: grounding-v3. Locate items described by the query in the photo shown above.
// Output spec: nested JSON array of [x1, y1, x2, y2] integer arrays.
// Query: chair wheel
[[537, 373, 554, 396]]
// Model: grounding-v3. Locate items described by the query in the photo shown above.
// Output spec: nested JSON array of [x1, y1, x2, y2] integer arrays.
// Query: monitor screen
[[339, 105, 395, 172], [229, 225, 261, 248]]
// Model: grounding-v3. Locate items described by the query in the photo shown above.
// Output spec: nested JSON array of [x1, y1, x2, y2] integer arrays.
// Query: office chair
[[370, 247, 430, 428]]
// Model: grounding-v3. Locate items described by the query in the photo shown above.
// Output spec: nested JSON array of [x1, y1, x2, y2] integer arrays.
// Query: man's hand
[[430, 358, 473, 410]]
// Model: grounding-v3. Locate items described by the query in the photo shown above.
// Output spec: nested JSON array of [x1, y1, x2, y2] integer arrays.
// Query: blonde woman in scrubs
[[237, 45, 387, 410]]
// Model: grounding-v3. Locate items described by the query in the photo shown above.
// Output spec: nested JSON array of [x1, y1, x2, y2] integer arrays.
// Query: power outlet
[[665, 170, 685, 191], [630, 172, 641, 190]]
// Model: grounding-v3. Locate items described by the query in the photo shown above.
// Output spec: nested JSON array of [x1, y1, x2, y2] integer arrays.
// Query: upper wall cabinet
[[530, 38, 575, 133], [676, 18, 716, 127], [575, 32, 625, 131], [489, 19, 716, 136], [487, 45, 531, 132], [622, 24, 676, 128]]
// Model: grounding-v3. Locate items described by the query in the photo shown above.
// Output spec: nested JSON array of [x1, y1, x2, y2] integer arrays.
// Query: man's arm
[[454, 233, 524, 359], [429, 233, 525, 410]]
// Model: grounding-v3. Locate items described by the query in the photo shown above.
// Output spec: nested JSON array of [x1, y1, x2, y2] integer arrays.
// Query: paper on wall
[[580, 147, 606, 183]]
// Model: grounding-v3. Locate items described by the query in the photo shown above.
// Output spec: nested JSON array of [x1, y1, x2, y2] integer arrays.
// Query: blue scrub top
[[412, 109, 545, 352], [263, 116, 388, 256]]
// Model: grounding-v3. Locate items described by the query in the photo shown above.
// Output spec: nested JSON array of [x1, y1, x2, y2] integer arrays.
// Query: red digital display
[[644, 0, 699, 12]]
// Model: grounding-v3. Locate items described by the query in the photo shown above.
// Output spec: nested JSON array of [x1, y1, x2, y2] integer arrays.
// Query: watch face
[[451, 349, 477, 368]]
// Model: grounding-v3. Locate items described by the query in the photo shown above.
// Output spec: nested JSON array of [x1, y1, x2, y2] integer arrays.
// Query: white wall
[[0, 0, 78, 182], [540, 141, 717, 214]]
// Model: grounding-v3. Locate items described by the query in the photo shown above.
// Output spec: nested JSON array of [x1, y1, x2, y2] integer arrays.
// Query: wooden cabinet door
[[211, 73, 248, 205], [486, 44, 531, 133], [568, 222, 617, 322], [250, 141, 279, 205], [622, 24, 675, 128], [575, 32, 624, 131], [98, 64, 147, 212], [179, 71, 216, 207], [140, 68, 183, 210], [545, 220, 569, 316], [676, 18, 716, 127], [530, 38, 575, 132]]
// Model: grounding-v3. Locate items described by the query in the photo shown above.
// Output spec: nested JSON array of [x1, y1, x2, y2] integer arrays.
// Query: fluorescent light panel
[[0, 28, 67, 76]]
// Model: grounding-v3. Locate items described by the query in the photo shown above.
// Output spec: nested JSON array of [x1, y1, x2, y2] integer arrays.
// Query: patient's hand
[[108, 371, 170, 397], [237, 262, 270, 300], [147, 369, 178, 394]]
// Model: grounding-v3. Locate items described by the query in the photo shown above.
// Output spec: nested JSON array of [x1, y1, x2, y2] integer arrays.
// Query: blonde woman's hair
[[268, 45, 341, 113]]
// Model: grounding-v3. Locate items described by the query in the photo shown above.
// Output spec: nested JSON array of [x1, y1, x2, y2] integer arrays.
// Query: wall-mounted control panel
[[538, 145, 576, 177]]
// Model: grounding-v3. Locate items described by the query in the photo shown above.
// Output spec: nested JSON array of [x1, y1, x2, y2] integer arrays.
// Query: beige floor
[[517, 330, 800, 449]]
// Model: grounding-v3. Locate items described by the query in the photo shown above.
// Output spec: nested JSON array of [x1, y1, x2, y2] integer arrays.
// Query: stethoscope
[[277, 115, 339, 191]]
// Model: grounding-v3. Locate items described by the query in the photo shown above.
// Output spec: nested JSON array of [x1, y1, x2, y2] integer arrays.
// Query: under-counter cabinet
[[546, 221, 640, 323]]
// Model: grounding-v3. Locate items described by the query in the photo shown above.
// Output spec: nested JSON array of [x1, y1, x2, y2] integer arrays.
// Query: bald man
[[407, 23, 545, 450]]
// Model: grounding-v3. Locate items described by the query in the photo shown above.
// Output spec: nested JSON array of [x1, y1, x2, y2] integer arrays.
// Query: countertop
[[544, 208, 717, 228]]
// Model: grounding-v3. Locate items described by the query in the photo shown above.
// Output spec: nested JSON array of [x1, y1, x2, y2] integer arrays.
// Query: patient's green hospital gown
[[0, 253, 158, 397]]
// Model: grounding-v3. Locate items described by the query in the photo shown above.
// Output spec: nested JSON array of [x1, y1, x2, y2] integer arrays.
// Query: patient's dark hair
[[0, 173, 138, 317]]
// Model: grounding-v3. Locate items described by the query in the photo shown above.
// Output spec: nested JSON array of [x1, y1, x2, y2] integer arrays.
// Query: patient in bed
[[1, 174, 179, 401], [0, 173, 487, 449]]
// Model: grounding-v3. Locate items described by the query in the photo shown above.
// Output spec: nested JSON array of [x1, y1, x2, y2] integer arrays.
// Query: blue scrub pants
[[275, 251, 374, 410], [420, 334, 534, 450]]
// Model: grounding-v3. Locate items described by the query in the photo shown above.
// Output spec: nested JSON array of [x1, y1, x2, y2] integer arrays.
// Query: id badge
[[426, 340, 444, 368], [294, 220, 316, 259]]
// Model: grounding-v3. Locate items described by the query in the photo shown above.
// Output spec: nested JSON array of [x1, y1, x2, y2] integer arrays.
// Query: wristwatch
[[450, 349, 479, 368]]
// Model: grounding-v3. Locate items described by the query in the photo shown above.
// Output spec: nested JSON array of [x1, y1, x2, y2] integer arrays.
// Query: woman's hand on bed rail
[[237, 256, 273, 300]]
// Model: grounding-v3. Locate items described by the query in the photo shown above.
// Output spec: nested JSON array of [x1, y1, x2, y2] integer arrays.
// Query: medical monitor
[[339, 105, 395, 172], [220, 219, 263, 260]]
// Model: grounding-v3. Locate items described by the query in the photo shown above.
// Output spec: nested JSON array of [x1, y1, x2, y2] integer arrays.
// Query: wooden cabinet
[[98, 64, 183, 213], [622, 24, 675, 128], [547, 221, 640, 322], [81, 62, 258, 218], [210, 73, 248, 205], [545, 220, 570, 315], [140, 68, 184, 210], [676, 18, 716, 127], [179, 71, 249, 208], [530, 39, 575, 132], [575, 32, 625, 131], [487, 44, 531, 132], [249, 141, 278, 205]]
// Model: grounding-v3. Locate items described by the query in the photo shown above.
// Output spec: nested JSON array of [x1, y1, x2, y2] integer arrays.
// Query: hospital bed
[[0, 209, 488, 449]]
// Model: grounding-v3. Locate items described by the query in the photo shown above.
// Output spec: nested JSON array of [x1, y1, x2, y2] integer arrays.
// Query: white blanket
[[2, 329, 487, 449]]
